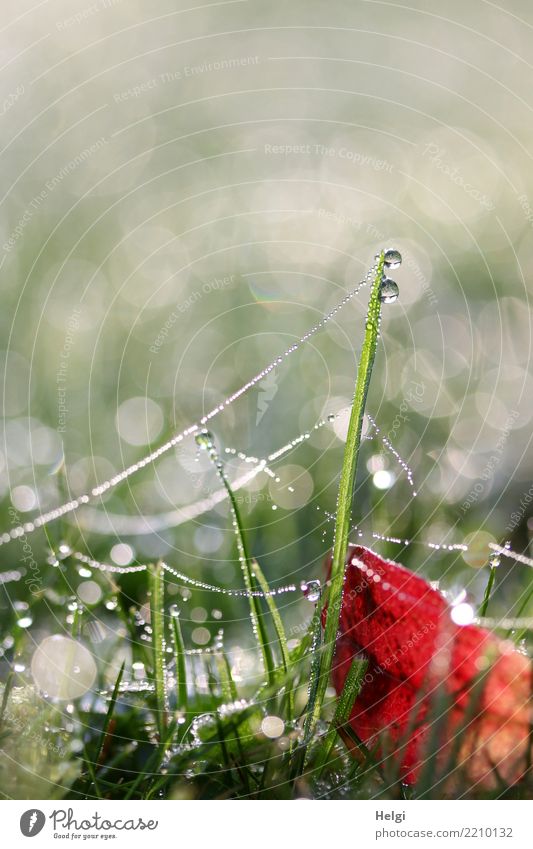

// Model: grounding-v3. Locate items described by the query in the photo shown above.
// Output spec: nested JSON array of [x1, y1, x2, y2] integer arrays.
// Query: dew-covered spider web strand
[[67, 406, 417, 538], [489, 542, 533, 568], [476, 615, 533, 631], [66, 550, 299, 599], [365, 528, 468, 552], [162, 561, 297, 598], [0, 268, 377, 547], [66, 461, 267, 536], [367, 531, 468, 552], [365, 413, 417, 496]]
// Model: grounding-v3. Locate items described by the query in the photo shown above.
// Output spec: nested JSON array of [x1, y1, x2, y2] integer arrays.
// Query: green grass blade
[[216, 645, 238, 703], [226, 493, 274, 684], [149, 562, 168, 737], [93, 660, 125, 768], [302, 603, 323, 742], [124, 719, 177, 800], [479, 559, 497, 618], [314, 657, 368, 773], [289, 603, 323, 779], [200, 434, 275, 685], [251, 558, 293, 713], [311, 252, 385, 734], [0, 671, 14, 728], [171, 611, 187, 711]]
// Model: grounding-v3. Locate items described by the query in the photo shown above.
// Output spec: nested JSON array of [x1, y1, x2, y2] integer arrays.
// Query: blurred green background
[[1, 0, 533, 704]]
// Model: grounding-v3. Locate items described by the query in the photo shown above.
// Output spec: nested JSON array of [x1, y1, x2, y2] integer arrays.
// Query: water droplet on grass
[[379, 278, 399, 303], [195, 430, 214, 450], [384, 248, 402, 269], [300, 579, 321, 602]]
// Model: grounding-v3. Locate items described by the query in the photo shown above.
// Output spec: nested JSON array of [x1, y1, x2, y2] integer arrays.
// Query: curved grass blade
[[311, 252, 386, 733], [314, 657, 368, 774], [216, 644, 239, 703], [251, 558, 293, 714], [94, 660, 125, 767], [150, 562, 168, 737], [171, 612, 187, 711], [290, 602, 323, 778], [201, 436, 275, 685]]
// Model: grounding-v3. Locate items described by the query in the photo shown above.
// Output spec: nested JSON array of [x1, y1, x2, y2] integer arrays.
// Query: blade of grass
[[314, 657, 368, 773], [251, 558, 293, 714], [0, 671, 14, 728], [215, 644, 238, 703], [290, 602, 323, 778], [507, 571, 533, 642], [171, 611, 187, 711], [302, 601, 323, 743], [199, 435, 275, 685], [311, 252, 386, 733], [124, 719, 177, 800], [480, 561, 497, 618], [93, 660, 125, 768], [82, 745, 103, 800], [150, 562, 168, 738]]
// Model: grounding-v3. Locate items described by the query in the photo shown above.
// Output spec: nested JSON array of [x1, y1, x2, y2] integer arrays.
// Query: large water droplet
[[195, 430, 214, 450], [383, 249, 402, 269], [300, 579, 321, 602], [379, 278, 399, 304], [31, 635, 97, 699]]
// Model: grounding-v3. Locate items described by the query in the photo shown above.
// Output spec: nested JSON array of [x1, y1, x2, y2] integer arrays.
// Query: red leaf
[[325, 545, 533, 788]]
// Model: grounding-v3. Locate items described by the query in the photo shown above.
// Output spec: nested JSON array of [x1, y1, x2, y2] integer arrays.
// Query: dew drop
[[195, 430, 214, 450], [169, 604, 180, 617], [383, 248, 402, 269], [300, 579, 321, 602], [379, 278, 399, 304]]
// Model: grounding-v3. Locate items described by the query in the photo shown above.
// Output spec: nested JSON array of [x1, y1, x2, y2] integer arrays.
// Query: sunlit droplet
[[300, 579, 321, 602], [383, 249, 402, 269], [195, 430, 214, 450], [379, 278, 399, 304], [451, 602, 475, 626]]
